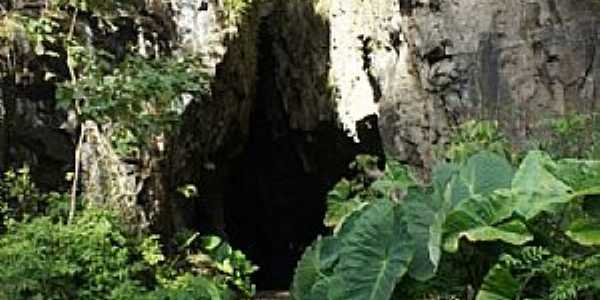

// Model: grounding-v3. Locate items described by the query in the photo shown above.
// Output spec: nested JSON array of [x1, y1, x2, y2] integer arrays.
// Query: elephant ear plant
[[291, 149, 600, 300]]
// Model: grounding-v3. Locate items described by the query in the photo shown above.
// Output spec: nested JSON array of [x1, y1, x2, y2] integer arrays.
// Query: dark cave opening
[[223, 114, 385, 291], [222, 18, 385, 290]]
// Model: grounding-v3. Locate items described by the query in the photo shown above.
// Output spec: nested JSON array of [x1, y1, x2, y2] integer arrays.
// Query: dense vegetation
[[1, 1, 257, 299], [292, 121, 600, 300], [0, 165, 257, 300], [2, 0, 600, 299]]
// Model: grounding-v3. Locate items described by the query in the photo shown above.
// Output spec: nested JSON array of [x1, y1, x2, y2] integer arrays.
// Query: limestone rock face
[[328, 0, 433, 165], [1, 88, 74, 189], [324, 0, 600, 166], [168, 0, 600, 233], [391, 0, 600, 164], [3, 0, 600, 232]]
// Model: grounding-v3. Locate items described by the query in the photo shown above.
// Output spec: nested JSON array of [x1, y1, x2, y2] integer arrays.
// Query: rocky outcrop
[[0, 47, 74, 190], [394, 0, 600, 163], [322, 0, 600, 166], [166, 0, 600, 236], [328, 0, 435, 166], [4, 0, 600, 245]]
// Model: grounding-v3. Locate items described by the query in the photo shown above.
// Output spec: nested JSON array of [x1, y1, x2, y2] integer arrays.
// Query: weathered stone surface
[[1, 84, 74, 190], [271, 0, 332, 131], [330, 0, 401, 137], [168, 1, 600, 240], [323, 0, 600, 166], [4, 0, 600, 236], [167, 0, 259, 234], [397, 0, 600, 162], [327, 0, 439, 165]]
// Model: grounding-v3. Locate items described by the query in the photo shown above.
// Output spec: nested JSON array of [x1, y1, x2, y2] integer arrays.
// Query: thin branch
[[67, 7, 78, 41], [68, 123, 85, 224], [67, 7, 79, 85]]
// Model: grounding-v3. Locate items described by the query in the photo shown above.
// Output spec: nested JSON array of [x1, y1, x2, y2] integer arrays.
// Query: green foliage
[[293, 120, 600, 300], [324, 178, 368, 229], [0, 207, 256, 300], [2, 0, 209, 158], [0, 166, 43, 218], [405, 191, 442, 281], [565, 219, 600, 247], [332, 200, 414, 300], [475, 264, 521, 300], [0, 166, 71, 223], [477, 247, 600, 300], [437, 120, 512, 163], [442, 194, 533, 253], [185, 235, 258, 297], [0, 209, 149, 300], [511, 151, 574, 219], [57, 55, 209, 156], [0, 175, 256, 300], [293, 200, 416, 300], [291, 237, 337, 300], [464, 152, 600, 299], [541, 113, 600, 159], [0, 0, 142, 81], [324, 155, 415, 229], [1, 2, 256, 299], [222, 0, 253, 25], [139, 275, 235, 300]]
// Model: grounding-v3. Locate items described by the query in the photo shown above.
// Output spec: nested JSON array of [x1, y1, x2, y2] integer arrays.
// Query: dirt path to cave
[[253, 291, 290, 300]]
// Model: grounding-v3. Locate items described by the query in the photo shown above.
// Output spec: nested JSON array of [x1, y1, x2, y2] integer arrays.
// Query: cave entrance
[[223, 18, 385, 290], [224, 118, 384, 290]]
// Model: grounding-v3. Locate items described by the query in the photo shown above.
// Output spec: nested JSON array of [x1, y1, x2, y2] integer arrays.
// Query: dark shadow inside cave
[[222, 16, 385, 290]]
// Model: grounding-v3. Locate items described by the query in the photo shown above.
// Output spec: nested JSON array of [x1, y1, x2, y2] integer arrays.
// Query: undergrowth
[[0, 168, 256, 300], [292, 121, 600, 300]]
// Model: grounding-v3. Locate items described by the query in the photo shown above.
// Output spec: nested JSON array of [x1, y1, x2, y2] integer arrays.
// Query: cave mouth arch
[[223, 116, 384, 290], [221, 16, 385, 291]]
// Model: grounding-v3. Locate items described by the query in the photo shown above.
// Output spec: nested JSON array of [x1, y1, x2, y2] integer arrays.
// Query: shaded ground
[[253, 291, 290, 300]]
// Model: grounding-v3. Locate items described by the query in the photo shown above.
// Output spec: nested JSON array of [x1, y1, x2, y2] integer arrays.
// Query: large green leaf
[[334, 202, 368, 237], [291, 240, 321, 300], [439, 151, 512, 214], [512, 151, 574, 219], [431, 162, 460, 210], [552, 159, 600, 193], [432, 163, 460, 192], [566, 220, 600, 246], [333, 200, 415, 300], [305, 277, 334, 300], [459, 151, 514, 196], [406, 193, 443, 281], [444, 176, 472, 211], [444, 220, 532, 253], [370, 161, 416, 197], [476, 265, 521, 300], [443, 192, 532, 253], [292, 237, 339, 300]]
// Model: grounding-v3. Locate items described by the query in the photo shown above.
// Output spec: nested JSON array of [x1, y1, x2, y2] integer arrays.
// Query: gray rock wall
[[318, 0, 600, 166], [4, 0, 600, 232], [392, 0, 600, 164]]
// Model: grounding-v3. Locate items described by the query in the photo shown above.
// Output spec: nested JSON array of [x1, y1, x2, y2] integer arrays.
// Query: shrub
[[0, 206, 255, 300], [292, 122, 600, 300], [0, 209, 150, 300]]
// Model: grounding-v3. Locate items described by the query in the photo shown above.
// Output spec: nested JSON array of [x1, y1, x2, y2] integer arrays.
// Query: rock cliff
[[174, 0, 600, 173], [2, 1, 600, 283], [2, 0, 600, 290]]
